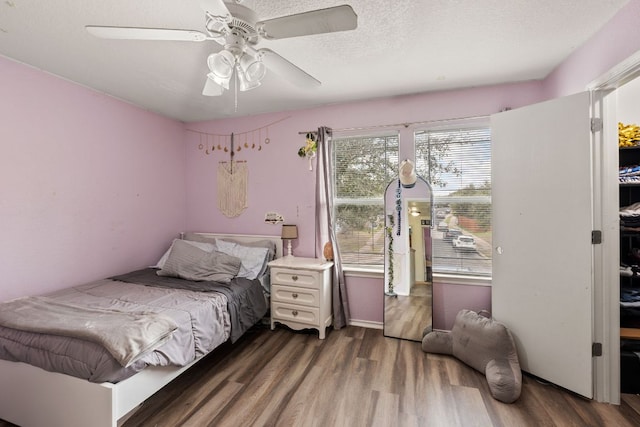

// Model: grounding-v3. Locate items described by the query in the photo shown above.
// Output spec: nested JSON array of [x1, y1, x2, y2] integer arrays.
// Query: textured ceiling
[[0, 0, 630, 122]]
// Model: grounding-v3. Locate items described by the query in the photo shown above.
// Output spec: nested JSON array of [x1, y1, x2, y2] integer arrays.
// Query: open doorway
[[589, 49, 640, 403]]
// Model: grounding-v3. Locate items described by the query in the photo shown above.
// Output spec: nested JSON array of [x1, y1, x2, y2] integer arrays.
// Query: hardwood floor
[[384, 282, 432, 341], [2, 325, 640, 426], [123, 325, 640, 427]]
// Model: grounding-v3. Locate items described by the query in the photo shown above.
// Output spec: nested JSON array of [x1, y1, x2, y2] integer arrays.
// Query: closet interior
[[618, 75, 640, 394]]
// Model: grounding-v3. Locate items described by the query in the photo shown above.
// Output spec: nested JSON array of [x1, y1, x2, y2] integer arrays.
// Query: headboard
[[182, 232, 283, 259]]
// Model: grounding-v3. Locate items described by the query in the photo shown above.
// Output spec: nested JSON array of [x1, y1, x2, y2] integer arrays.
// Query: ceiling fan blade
[[198, 0, 232, 23], [202, 77, 224, 96], [259, 48, 321, 88], [257, 5, 357, 40], [85, 26, 209, 42]]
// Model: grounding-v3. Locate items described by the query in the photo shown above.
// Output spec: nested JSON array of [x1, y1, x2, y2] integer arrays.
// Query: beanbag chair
[[422, 309, 522, 403]]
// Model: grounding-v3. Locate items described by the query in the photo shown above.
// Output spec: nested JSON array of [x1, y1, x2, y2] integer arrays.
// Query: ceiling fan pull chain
[[234, 69, 239, 112]]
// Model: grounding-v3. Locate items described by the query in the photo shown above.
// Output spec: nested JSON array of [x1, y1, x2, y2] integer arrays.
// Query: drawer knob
[[292, 310, 299, 316], [292, 275, 299, 281], [292, 293, 299, 299]]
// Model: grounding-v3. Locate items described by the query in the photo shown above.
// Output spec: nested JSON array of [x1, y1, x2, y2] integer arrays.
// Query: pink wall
[[542, 0, 640, 99], [432, 282, 491, 330], [345, 274, 384, 325], [0, 56, 186, 302]]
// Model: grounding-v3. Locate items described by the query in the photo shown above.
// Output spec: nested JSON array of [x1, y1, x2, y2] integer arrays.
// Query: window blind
[[415, 126, 492, 276], [333, 133, 399, 265]]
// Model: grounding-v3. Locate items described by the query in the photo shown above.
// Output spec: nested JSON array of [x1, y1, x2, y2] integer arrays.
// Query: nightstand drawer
[[271, 285, 319, 307], [271, 268, 320, 289], [272, 302, 319, 326]]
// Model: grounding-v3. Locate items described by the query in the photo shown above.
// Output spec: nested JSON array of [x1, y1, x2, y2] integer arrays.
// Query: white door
[[491, 91, 594, 398]]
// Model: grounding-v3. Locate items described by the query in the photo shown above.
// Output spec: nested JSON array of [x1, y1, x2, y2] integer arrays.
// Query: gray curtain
[[315, 126, 350, 328]]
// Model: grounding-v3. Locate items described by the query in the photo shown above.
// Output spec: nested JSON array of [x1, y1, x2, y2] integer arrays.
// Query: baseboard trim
[[349, 319, 383, 330]]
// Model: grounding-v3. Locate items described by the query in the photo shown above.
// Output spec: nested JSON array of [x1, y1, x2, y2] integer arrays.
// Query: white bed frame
[[0, 233, 282, 427]]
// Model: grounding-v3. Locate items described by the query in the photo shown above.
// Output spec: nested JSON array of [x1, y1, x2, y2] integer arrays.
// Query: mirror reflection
[[383, 174, 433, 341]]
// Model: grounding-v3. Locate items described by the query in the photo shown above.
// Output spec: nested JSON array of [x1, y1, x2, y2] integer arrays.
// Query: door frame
[[588, 48, 640, 404]]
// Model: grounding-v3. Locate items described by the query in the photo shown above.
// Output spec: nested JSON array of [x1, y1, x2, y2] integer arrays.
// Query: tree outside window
[[333, 134, 398, 265]]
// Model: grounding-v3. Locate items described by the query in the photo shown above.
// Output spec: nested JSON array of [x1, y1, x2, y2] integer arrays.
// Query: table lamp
[[281, 224, 298, 257]]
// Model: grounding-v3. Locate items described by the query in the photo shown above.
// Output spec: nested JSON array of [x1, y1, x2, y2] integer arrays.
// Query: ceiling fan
[[85, 0, 358, 97]]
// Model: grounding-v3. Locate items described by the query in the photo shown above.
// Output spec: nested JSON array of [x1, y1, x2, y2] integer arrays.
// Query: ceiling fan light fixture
[[207, 50, 236, 79], [237, 66, 261, 92], [202, 75, 224, 96], [240, 54, 266, 83], [246, 60, 266, 83], [206, 71, 230, 90]]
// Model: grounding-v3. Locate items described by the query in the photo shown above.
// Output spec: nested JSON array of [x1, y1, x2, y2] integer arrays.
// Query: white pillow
[[152, 239, 217, 269], [215, 239, 270, 280]]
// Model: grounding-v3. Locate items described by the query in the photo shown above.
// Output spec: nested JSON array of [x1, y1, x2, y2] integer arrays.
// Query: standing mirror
[[383, 168, 433, 341]]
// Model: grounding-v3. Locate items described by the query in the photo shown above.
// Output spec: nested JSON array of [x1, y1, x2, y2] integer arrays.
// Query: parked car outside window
[[437, 221, 448, 231], [443, 229, 462, 242], [452, 235, 476, 252]]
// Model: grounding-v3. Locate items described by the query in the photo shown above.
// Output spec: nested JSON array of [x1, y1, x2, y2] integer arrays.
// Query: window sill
[[342, 265, 383, 278], [342, 265, 491, 286], [340, 266, 492, 286], [433, 273, 492, 287]]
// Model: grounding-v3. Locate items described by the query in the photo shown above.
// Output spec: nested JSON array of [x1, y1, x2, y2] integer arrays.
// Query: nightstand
[[268, 256, 333, 339]]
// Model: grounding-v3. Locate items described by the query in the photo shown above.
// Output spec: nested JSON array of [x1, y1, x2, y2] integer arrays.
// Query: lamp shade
[[281, 224, 298, 239]]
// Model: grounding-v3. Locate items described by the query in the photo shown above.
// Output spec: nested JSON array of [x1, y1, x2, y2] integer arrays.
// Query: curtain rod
[[297, 114, 489, 135]]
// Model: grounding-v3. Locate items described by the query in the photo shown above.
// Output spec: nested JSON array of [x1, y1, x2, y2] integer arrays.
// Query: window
[[415, 125, 491, 276], [333, 133, 399, 265]]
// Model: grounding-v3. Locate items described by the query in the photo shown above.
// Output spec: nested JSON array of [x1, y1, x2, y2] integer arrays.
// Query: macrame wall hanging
[[186, 117, 289, 218], [218, 160, 248, 217]]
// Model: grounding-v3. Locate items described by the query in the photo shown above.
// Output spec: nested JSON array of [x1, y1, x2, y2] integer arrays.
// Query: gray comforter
[[0, 269, 268, 383], [112, 268, 268, 343], [0, 296, 178, 367]]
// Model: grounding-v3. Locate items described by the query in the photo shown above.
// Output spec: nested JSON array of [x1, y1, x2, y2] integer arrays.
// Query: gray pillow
[[182, 232, 217, 245], [182, 233, 277, 278], [157, 239, 241, 282], [422, 309, 522, 403], [182, 233, 276, 260]]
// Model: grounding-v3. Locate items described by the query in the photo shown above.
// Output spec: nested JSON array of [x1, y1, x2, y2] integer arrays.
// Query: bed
[[0, 232, 282, 427]]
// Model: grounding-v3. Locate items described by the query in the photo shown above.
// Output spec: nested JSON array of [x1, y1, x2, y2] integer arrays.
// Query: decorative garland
[[297, 132, 317, 171], [187, 116, 290, 156], [297, 132, 317, 157], [386, 213, 395, 296], [395, 179, 402, 236]]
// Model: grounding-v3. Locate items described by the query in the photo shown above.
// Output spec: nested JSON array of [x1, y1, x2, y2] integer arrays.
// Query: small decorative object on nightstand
[[281, 224, 298, 257], [323, 241, 334, 261], [269, 256, 333, 339]]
